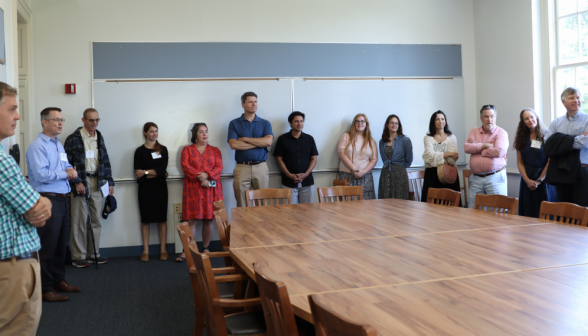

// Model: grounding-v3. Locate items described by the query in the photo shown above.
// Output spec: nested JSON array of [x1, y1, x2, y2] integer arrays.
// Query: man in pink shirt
[[464, 105, 509, 208]]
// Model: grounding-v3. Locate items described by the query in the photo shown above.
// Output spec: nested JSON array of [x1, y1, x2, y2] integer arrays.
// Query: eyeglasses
[[48, 118, 65, 123], [86, 118, 101, 123], [482, 105, 495, 109], [355, 120, 366, 124], [388, 122, 399, 125]]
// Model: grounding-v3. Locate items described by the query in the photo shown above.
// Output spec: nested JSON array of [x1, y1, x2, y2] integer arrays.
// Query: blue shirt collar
[[38, 132, 60, 143], [566, 112, 582, 121], [238, 113, 259, 122]]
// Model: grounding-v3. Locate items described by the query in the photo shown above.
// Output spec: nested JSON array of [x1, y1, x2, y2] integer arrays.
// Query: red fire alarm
[[65, 84, 76, 94]]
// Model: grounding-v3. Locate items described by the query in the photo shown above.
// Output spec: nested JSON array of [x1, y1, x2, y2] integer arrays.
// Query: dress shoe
[[140, 253, 149, 262], [160, 252, 168, 261], [53, 280, 81, 293], [42, 291, 69, 302]]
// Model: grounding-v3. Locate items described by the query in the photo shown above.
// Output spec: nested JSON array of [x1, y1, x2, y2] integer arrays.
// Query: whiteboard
[[93, 80, 292, 180], [93, 78, 465, 179], [292, 78, 466, 169]]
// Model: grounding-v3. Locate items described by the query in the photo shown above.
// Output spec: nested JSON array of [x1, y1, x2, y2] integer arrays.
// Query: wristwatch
[[144, 170, 149, 176]]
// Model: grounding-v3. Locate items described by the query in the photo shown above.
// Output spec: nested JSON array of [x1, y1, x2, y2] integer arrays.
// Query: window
[[554, 0, 588, 117]]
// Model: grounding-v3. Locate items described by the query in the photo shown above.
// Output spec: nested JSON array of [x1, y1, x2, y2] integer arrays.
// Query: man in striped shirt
[[0, 82, 52, 335]]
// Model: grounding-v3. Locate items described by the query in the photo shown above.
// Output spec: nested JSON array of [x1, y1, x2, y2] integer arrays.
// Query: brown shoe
[[160, 252, 168, 261], [140, 253, 149, 262], [53, 280, 81, 293], [42, 291, 69, 302]]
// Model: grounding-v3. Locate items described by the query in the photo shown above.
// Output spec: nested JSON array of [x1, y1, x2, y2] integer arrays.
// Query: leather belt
[[582, 164, 588, 168], [87, 173, 98, 178], [474, 166, 505, 177], [0, 251, 38, 262], [40, 192, 69, 198], [236, 161, 266, 165]]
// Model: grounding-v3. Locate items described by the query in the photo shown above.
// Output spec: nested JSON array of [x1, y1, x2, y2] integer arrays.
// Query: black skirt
[[421, 167, 462, 206]]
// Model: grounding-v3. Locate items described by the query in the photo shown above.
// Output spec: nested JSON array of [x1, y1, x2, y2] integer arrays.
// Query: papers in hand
[[101, 182, 109, 198]]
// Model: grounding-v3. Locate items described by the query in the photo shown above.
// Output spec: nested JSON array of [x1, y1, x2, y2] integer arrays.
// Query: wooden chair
[[407, 170, 425, 201], [213, 199, 226, 212], [460, 169, 472, 207], [176, 223, 243, 336], [308, 294, 377, 336], [473, 194, 519, 214], [254, 263, 299, 336], [189, 244, 267, 336], [214, 209, 231, 250], [538, 201, 588, 226], [317, 186, 363, 203], [245, 188, 292, 207], [426, 188, 461, 207]]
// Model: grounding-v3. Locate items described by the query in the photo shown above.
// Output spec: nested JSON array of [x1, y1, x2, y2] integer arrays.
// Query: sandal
[[202, 246, 210, 253], [175, 253, 186, 263]]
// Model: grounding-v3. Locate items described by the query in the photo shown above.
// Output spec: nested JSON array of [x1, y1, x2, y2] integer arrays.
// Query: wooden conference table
[[229, 199, 588, 335]]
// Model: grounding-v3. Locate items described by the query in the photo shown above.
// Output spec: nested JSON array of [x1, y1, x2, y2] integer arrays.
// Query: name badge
[[60, 153, 68, 161], [86, 150, 95, 159], [531, 140, 542, 149], [151, 152, 162, 159]]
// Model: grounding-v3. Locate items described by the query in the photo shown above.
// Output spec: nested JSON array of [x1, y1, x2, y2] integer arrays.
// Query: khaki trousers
[[0, 258, 42, 336], [233, 162, 269, 207], [70, 176, 104, 260]]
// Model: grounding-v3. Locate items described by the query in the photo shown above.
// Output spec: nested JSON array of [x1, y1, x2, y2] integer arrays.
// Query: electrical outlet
[[173, 203, 182, 214]]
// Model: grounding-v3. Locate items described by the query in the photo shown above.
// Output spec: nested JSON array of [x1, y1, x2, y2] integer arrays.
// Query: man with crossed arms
[[464, 105, 509, 208], [0, 82, 51, 335]]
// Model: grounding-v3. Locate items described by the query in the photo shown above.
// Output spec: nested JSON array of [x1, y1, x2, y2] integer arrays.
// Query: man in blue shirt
[[26, 107, 82, 302], [0, 82, 51, 335], [228, 92, 274, 207], [548, 87, 588, 206]]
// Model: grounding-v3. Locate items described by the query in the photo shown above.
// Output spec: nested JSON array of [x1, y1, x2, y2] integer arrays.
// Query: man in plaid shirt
[[64, 108, 114, 267], [0, 82, 52, 335]]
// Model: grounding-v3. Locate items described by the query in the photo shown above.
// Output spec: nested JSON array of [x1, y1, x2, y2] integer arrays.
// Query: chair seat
[[226, 310, 267, 336]]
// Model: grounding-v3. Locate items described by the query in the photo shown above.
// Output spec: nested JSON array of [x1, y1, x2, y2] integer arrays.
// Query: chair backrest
[[254, 263, 298, 336], [245, 188, 292, 207], [539, 201, 588, 226], [189, 244, 226, 336], [213, 199, 226, 211], [308, 294, 377, 336], [474, 194, 519, 214], [176, 222, 195, 269], [214, 209, 231, 249], [462, 169, 472, 207], [317, 186, 363, 203], [407, 170, 425, 201], [426, 188, 461, 207]]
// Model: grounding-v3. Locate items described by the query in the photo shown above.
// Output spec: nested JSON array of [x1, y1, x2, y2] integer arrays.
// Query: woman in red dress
[[177, 123, 223, 261]]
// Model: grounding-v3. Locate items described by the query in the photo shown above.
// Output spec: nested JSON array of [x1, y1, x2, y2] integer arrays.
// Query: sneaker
[[87, 257, 108, 264], [72, 260, 89, 268]]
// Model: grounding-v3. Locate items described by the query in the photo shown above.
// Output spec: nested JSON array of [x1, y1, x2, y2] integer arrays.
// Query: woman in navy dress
[[513, 108, 557, 217]]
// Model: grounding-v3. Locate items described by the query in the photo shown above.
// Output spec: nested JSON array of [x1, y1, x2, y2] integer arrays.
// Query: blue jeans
[[468, 169, 508, 208], [282, 183, 314, 204]]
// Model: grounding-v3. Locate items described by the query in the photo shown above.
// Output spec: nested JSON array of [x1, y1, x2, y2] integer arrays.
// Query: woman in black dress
[[134, 122, 169, 262], [514, 108, 557, 217]]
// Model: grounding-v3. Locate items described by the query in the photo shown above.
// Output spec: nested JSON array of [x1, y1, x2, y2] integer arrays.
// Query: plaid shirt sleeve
[[0, 149, 40, 215]]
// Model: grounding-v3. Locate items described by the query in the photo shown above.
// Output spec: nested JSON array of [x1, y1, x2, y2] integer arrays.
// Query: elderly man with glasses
[[26, 107, 82, 301], [464, 105, 509, 208], [64, 108, 114, 268]]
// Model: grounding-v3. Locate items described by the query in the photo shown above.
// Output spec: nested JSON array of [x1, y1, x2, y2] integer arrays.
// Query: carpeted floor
[[37, 255, 224, 336]]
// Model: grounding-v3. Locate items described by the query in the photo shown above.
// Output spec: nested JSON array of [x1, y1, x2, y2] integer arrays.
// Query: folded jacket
[[544, 132, 582, 185]]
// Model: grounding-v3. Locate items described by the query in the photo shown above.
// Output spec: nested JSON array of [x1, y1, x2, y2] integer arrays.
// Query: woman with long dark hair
[[421, 110, 461, 203], [513, 108, 557, 217], [378, 114, 413, 199], [134, 122, 169, 262], [337, 114, 378, 200], [176, 123, 223, 262]]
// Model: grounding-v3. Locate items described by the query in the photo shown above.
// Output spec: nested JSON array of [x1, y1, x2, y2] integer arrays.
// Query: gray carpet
[[37, 255, 225, 336]]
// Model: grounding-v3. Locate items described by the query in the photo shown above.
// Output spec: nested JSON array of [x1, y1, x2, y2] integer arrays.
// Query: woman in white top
[[421, 110, 461, 203], [338, 113, 378, 200]]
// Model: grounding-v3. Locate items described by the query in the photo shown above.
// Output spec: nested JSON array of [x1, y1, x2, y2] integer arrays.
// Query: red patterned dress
[[181, 144, 224, 220]]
